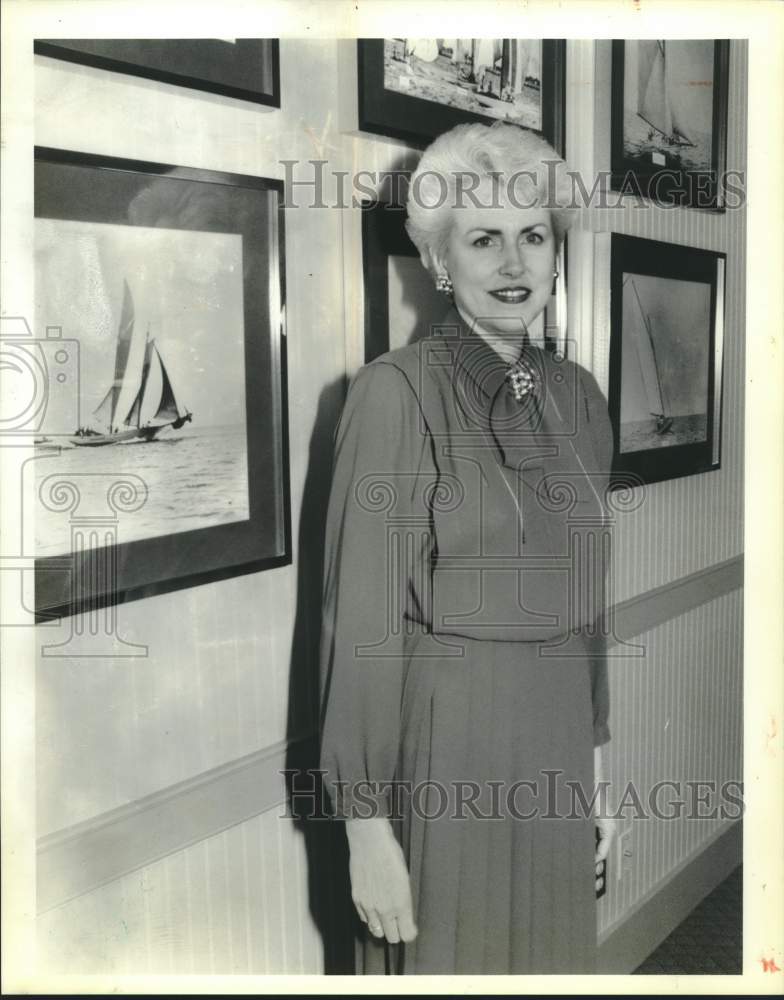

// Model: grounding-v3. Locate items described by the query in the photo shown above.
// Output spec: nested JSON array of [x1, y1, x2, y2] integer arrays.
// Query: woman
[[319, 121, 616, 974]]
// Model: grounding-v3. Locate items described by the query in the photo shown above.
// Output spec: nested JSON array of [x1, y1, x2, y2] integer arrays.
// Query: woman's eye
[[472, 235, 493, 248], [524, 231, 544, 245]]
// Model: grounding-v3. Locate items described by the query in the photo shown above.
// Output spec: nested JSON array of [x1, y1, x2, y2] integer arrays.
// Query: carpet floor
[[634, 865, 742, 974]]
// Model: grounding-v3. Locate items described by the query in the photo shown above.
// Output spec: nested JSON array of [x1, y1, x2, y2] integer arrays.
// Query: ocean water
[[620, 413, 708, 454], [623, 110, 712, 176], [32, 425, 249, 557]]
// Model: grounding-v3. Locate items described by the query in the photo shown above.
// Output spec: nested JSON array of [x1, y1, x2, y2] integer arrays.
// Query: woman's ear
[[425, 246, 448, 278]]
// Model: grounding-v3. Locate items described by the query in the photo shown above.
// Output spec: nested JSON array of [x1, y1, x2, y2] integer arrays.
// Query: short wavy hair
[[405, 121, 575, 273]]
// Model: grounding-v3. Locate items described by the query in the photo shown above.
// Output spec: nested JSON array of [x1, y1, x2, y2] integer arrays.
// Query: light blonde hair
[[405, 121, 575, 273]]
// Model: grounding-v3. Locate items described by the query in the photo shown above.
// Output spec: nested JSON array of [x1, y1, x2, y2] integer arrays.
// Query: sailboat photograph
[[620, 39, 715, 176], [33, 213, 251, 557], [618, 270, 712, 455], [625, 275, 674, 441], [71, 279, 193, 447], [636, 41, 695, 152]]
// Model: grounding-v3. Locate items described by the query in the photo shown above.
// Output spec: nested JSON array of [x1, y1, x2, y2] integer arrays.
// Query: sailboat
[[626, 276, 673, 436], [70, 280, 193, 447], [636, 40, 695, 149]]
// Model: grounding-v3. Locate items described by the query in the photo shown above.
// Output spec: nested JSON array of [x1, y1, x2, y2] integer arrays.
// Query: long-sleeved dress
[[319, 306, 614, 975]]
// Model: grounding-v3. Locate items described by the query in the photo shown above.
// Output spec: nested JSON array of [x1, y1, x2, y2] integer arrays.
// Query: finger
[[381, 914, 401, 944], [365, 908, 385, 939], [353, 898, 369, 925], [396, 908, 418, 943], [595, 834, 611, 863]]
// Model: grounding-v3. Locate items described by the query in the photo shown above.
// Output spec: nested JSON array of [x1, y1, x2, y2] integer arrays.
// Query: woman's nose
[[499, 244, 527, 277]]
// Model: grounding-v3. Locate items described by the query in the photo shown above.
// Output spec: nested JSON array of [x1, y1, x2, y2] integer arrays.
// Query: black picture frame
[[358, 38, 566, 153], [608, 234, 725, 488], [610, 39, 729, 210], [362, 199, 568, 363], [34, 38, 280, 107], [33, 147, 290, 619], [362, 200, 421, 362]]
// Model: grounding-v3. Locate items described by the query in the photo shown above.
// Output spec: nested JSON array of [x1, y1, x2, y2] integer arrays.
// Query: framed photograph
[[362, 201, 445, 361], [611, 39, 729, 209], [32, 147, 290, 618], [33, 38, 280, 107], [358, 38, 565, 152], [362, 199, 566, 362], [609, 234, 725, 487]]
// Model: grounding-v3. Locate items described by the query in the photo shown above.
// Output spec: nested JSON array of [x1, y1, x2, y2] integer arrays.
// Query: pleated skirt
[[357, 631, 597, 975]]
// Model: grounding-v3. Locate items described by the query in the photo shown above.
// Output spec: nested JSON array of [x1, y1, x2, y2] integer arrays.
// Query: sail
[[93, 385, 118, 430], [405, 39, 439, 62], [663, 42, 694, 143], [638, 40, 672, 138], [627, 278, 666, 416], [123, 384, 143, 428], [152, 345, 181, 423], [123, 336, 154, 428], [636, 40, 659, 116], [93, 279, 136, 429]]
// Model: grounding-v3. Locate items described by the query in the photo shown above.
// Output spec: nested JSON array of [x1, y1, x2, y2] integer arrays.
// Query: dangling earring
[[553, 269, 560, 280], [435, 273, 453, 297]]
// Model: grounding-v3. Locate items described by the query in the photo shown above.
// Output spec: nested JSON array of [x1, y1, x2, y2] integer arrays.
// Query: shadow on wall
[[283, 153, 439, 973], [284, 373, 356, 973]]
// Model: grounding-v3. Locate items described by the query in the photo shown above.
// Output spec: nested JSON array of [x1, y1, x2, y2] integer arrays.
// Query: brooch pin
[[504, 358, 541, 402]]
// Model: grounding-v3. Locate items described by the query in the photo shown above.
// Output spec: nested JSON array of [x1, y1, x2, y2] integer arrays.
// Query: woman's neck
[[454, 304, 530, 366]]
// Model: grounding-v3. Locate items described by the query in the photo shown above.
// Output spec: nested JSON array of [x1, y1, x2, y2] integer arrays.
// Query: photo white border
[[1, 0, 782, 994]]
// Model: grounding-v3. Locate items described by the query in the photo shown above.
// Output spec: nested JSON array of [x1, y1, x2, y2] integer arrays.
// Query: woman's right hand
[[345, 817, 418, 944]]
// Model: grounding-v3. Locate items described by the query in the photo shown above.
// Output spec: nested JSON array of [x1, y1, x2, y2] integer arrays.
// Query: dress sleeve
[[578, 365, 614, 748], [319, 360, 428, 817], [578, 366, 614, 481], [586, 629, 611, 749]]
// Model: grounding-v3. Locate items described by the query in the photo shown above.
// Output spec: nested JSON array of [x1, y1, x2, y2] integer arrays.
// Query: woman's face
[[438, 184, 556, 340]]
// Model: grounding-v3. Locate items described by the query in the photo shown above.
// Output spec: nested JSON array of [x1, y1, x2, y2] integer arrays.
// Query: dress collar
[[431, 305, 544, 409]]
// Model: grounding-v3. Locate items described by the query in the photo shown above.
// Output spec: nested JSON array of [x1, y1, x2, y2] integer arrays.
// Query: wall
[[34, 38, 364, 972], [35, 38, 745, 972], [566, 40, 747, 943]]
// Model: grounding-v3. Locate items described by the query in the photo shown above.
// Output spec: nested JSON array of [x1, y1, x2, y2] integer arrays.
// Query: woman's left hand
[[593, 744, 618, 873], [595, 812, 619, 867]]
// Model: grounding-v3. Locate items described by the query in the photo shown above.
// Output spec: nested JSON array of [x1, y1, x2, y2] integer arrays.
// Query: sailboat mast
[[93, 279, 136, 432], [123, 327, 154, 429], [628, 278, 668, 415], [139, 326, 150, 429]]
